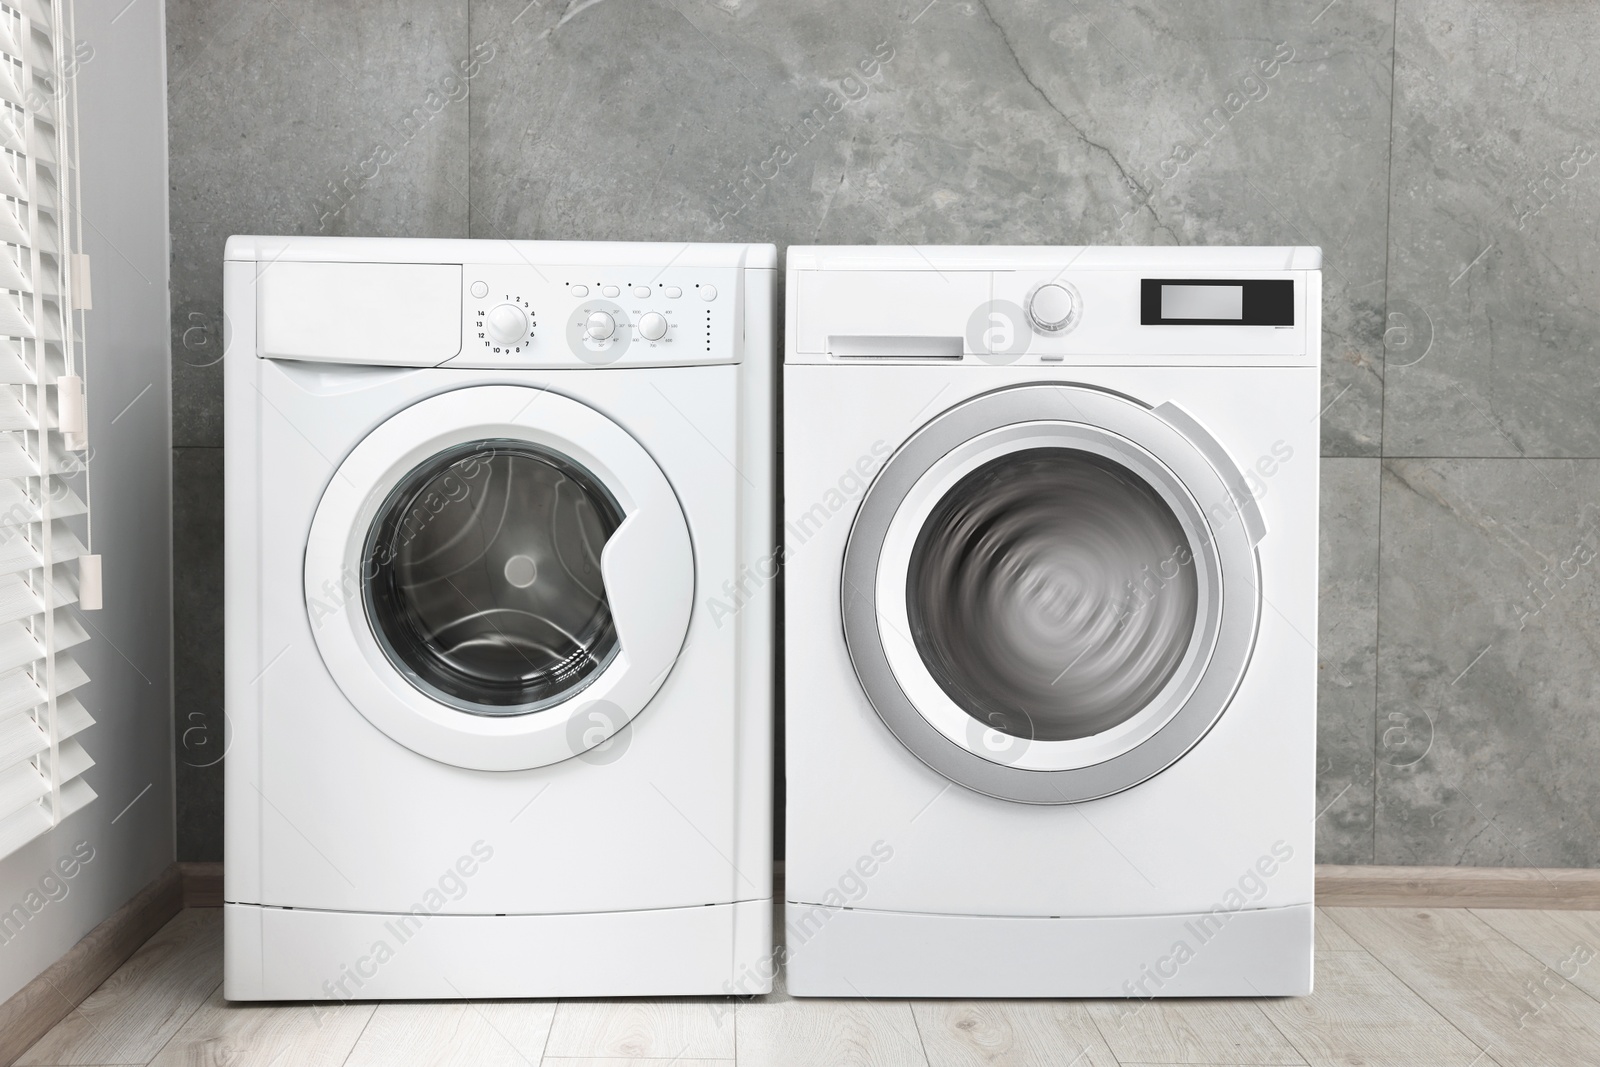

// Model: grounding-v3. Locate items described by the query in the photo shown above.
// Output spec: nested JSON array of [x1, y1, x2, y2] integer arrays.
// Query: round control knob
[[485, 303, 528, 346], [585, 311, 616, 341], [639, 312, 668, 341], [1027, 283, 1076, 333]]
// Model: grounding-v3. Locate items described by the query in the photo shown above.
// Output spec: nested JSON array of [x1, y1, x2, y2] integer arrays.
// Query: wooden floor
[[17, 905, 1600, 1066]]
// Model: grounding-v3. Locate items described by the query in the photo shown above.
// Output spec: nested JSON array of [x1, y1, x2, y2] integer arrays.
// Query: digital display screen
[[1162, 284, 1242, 320], [1140, 279, 1294, 326]]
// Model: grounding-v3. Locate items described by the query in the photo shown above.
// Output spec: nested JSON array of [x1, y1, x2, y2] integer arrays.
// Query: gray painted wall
[[167, 0, 1600, 867], [0, 0, 173, 1003]]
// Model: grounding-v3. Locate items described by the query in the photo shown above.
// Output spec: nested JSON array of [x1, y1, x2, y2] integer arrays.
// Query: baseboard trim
[[178, 861, 223, 908], [0, 865, 181, 1067], [1316, 864, 1600, 909]]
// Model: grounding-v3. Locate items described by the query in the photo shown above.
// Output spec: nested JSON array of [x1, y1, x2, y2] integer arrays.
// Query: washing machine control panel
[[791, 266, 1314, 366], [453, 265, 740, 369]]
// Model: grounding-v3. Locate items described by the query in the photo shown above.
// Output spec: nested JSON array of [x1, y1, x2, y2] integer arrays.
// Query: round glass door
[[364, 439, 623, 715], [305, 385, 694, 772], [907, 447, 1199, 744], [842, 384, 1264, 804]]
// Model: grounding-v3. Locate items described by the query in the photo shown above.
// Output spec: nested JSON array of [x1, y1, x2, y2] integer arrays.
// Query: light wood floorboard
[[18, 910, 222, 1066], [543, 998, 736, 1060], [1257, 941, 1486, 1066], [1328, 907, 1600, 1067], [539, 1061, 732, 1067], [1085, 999, 1306, 1065], [912, 1001, 1118, 1066], [1470, 908, 1600, 1002], [342, 1000, 557, 1066], [737, 997, 928, 1067], [1311, 908, 1364, 954], [141, 987, 375, 1066]]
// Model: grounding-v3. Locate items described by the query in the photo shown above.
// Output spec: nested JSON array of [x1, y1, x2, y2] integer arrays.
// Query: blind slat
[[0, 296, 34, 339], [46, 735, 88, 780], [0, 530, 86, 577], [0, 800, 48, 856], [0, 66, 24, 109], [55, 692, 88, 738], [0, 665, 44, 719], [0, 608, 81, 673], [0, 157, 26, 203], [56, 776, 94, 821], [0, 615, 41, 671], [0, 478, 87, 525], [0, 709, 44, 769], [0, 351, 30, 385], [0, 757, 46, 819], [0, 573, 42, 625]]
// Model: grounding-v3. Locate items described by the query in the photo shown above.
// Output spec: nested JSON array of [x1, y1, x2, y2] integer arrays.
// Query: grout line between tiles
[[1376, 0, 1397, 466], [1370, 455, 1385, 867], [1370, 0, 1401, 870]]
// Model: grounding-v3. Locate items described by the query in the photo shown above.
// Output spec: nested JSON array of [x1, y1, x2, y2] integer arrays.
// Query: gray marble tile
[[1381, 0, 1600, 457], [166, 0, 470, 448], [1375, 459, 1600, 867], [174, 448, 225, 862], [1317, 458, 1380, 865], [467, 0, 1393, 455]]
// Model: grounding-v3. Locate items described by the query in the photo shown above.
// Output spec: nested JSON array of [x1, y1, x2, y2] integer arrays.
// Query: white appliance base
[[783, 901, 1312, 998], [225, 898, 772, 1001]]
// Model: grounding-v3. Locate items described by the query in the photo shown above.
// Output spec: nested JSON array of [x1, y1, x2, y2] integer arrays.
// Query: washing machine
[[780, 245, 1319, 997], [222, 236, 775, 1000]]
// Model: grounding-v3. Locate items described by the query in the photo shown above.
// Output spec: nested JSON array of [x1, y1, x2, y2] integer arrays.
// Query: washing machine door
[[304, 385, 693, 771], [842, 383, 1265, 804]]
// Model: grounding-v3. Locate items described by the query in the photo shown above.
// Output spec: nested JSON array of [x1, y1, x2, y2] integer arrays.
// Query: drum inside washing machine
[[906, 446, 1199, 744], [363, 438, 624, 716]]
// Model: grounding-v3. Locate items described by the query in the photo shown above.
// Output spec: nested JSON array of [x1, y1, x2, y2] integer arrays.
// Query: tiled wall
[[168, 0, 1600, 866]]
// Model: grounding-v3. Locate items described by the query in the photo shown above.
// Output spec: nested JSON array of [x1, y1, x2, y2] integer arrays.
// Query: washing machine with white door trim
[[781, 245, 1319, 997], [223, 236, 775, 1000]]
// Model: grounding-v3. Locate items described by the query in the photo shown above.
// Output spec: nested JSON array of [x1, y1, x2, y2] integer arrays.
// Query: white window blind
[[0, 0, 95, 861]]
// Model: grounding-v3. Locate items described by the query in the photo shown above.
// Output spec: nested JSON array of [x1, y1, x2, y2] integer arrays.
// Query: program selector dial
[[485, 303, 529, 346], [585, 311, 616, 340], [1026, 283, 1076, 333]]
